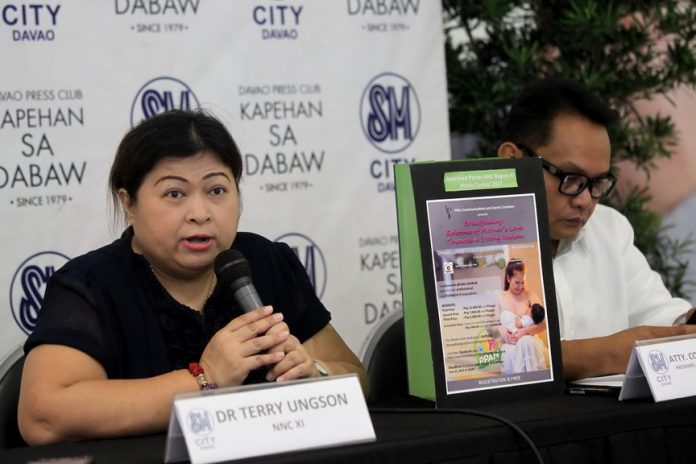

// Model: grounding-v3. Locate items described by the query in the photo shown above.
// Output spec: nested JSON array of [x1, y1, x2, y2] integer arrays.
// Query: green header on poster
[[444, 169, 518, 192]]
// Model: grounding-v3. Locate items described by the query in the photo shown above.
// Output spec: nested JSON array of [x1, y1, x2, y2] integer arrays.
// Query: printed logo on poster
[[130, 76, 200, 126], [10, 251, 70, 335], [1, 3, 61, 42], [275, 233, 326, 298], [252, 0, 304, 40], [473, 328, 502, 370], [360, 72, 421, 154]]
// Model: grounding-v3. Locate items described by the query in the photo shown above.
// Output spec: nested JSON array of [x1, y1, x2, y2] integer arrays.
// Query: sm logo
[[275, 233, 326, 298], [648, 350, 669, 374], [130, 76, 200, 126], [10, 251, 70, 335], [187, 408, 214, 436], [360, 72, 421, 154]]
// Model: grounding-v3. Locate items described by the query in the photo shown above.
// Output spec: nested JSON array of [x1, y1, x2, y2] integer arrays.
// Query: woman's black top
[[24, 229, 331, 385]]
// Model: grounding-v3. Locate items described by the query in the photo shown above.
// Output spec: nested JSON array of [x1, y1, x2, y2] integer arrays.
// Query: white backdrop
[[0, 1, 451, 359]]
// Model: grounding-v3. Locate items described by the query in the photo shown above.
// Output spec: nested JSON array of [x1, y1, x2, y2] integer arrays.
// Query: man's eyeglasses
[[517, 144, 616, 200]]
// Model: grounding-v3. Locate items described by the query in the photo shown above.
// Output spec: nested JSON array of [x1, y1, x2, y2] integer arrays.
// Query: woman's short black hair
[[109, 109, 243, 218]]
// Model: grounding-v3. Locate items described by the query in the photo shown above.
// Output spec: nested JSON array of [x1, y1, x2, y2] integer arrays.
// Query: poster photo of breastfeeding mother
[[426, 193, 558, 395]]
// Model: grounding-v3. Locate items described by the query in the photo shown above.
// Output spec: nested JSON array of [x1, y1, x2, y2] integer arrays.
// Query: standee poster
[[427, 194, 552, 393], [395, 158, 564, 406]]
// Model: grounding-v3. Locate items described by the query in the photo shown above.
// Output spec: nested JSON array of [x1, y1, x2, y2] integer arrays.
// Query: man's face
[[536, 113, 612, 244]]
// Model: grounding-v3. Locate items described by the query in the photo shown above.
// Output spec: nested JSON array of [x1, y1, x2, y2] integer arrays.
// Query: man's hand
[[563, 324, 696, 380]]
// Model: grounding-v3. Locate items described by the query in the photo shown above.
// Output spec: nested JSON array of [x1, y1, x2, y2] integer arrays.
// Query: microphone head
[[214, 249, 253, 292]]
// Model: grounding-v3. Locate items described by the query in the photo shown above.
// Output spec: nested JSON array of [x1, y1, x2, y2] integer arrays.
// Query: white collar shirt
[[552, 204, 691, 340]]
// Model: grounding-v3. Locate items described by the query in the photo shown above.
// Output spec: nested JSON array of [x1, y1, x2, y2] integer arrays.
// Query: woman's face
[[508, 270, 526, 295], [119, 151, 240, 278]]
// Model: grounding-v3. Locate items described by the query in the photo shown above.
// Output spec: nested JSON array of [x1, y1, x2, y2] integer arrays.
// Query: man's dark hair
[[502, 77, 618, 149]]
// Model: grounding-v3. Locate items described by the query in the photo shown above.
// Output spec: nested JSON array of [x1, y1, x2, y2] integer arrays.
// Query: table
[[2, 393, 696, 463]]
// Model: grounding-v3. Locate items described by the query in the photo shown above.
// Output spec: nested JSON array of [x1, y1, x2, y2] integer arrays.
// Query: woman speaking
[[18, 109, 367, 445]]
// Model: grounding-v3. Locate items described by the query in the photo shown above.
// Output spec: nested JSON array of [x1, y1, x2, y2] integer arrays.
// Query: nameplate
[[164, 374, 375, 464], [619, 334, 696, 402]]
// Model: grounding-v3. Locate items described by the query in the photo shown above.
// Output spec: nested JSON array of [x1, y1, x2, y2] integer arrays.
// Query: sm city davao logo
[[187, 408, 215, 436], [275, 233, 326, 298], [648, 350, 669, 374], [187, 407, 216, 450], [130, 76, 200, 126], [648, 349, 673, 386], [1, 3, 61, 42], [10, 251, 70, 335], [252, 0, 304, 40], [360, 72, 421, 154]]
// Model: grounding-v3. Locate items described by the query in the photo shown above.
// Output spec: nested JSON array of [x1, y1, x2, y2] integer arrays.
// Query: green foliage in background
[[442, 0, 696, 296]]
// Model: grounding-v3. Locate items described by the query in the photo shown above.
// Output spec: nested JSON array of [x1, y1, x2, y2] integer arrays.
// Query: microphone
[[214, 249, 263, 313]]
